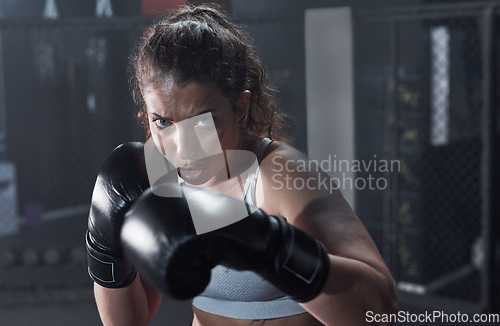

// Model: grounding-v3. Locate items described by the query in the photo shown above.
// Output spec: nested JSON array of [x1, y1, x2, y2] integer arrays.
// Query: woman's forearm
[[94, 275, 162, 326], [301, 255, 398, 326]]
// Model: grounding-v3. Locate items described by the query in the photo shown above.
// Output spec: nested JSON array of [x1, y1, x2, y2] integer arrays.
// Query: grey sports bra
[[192, 138, 307, 319], [240, 137, 271, 207]]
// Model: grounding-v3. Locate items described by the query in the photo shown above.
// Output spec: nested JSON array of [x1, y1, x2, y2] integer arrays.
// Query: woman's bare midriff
[[192, 306, 324, 326]]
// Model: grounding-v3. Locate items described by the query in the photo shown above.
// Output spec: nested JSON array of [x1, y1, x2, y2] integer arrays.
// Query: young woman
[[86, 5, 397, 326]]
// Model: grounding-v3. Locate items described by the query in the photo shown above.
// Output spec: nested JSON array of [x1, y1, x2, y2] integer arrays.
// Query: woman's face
[[143, 81, 247, 186]]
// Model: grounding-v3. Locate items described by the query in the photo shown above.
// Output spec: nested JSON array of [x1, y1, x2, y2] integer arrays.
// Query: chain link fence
[[355, 2, 496, 313], [0, 17, 152, 306]]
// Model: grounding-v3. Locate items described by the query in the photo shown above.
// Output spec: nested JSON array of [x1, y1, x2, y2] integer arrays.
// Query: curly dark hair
[[130, 4, 289, 142]]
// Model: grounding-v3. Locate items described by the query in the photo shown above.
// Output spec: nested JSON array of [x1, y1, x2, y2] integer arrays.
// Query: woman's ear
[[237, 90, 251, 123]]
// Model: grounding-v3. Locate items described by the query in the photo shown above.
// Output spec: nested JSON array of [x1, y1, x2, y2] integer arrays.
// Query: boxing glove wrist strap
[[266, 216, 331, 303], [86, 231, 137, 288]]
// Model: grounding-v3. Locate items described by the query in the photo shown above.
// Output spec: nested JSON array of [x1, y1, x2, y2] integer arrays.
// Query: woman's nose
[[175, 124, 201, 161]]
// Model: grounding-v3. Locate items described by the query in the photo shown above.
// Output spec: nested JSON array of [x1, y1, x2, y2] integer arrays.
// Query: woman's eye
[[154, 119, 171, 128]]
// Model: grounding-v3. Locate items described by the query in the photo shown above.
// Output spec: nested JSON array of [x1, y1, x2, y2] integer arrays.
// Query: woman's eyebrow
[[150, 112, 170, 120]]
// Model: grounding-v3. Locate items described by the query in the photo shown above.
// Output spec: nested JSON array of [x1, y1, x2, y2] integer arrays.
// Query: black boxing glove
[[120, 183, 330, 302], [86, 142, 150, 288]]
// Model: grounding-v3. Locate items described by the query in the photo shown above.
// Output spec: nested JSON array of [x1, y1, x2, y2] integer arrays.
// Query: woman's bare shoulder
[[261, 141, 309, 168]]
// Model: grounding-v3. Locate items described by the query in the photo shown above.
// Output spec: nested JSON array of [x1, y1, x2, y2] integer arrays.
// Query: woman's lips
[[177, 164, 205, 183]]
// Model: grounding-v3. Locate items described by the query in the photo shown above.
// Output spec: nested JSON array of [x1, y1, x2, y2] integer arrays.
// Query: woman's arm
[[94, 273, 163, 326], [258, 144, 398, 325], [294, 197, 398, 325]]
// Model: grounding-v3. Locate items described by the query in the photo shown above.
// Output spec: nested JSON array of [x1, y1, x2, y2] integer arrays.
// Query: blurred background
[[0, 0, 498, 325]]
